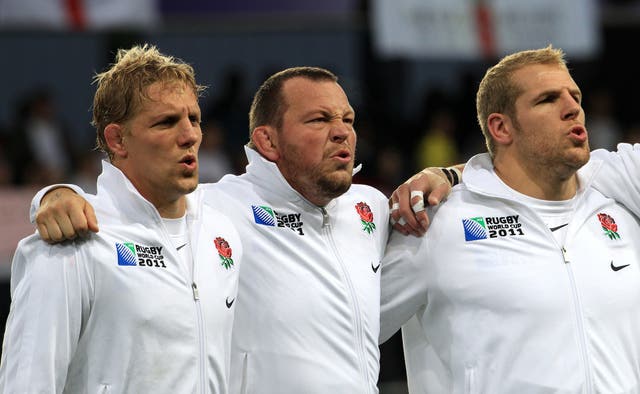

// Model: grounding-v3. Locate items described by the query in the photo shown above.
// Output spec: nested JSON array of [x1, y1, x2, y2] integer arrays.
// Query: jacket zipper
[[161, 215, 207, 394], [187, 221, 207, 394], [560, 247, 594, 393], [320, 207, 371, 394]]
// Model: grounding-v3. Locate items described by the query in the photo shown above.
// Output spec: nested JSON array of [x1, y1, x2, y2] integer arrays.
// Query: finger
[[409, 190, 432, 232], [70, 207, 91, 238], [426, 182, 452, 207], [57, 214, 79, 241], [410, 191, 425, 213], [37, 222, 52, 243], [414, 210, 431, 231], [85, 203, 100, 233], [391, 221, 409, 236], [388, 190, 404, 225], [45, 220, 66, 243], [397, 190, 424, 236], [389, 193, 411, 236], [390, 183, 425, 236]]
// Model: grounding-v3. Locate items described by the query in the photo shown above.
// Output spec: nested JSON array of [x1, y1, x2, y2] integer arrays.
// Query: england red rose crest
[[214, 237, 234, 269], [355, 202, 376, 234], [597, 213, 620, 240]]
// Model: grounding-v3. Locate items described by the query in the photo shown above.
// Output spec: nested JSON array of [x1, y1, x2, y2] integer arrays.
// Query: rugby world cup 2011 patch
[[462, 215, 524, 242], [115, 242, 166, 268], [252, 205, 305, 235]]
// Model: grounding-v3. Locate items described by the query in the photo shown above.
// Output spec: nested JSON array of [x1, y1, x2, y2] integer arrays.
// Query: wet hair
[[92, 44, 205, 161]]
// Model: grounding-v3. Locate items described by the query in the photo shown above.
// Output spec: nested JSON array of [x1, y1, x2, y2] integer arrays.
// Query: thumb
[[84, 202, 100, 233], [426, 182, 451, 206]]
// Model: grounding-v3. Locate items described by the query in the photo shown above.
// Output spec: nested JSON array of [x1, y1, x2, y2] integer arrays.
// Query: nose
[[561, 92, 581, 121], [178, 119, 201, 147], [330, 120, 352, 143]]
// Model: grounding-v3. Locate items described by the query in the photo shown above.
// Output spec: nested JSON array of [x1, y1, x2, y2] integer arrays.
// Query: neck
[[493, 155, 578, 201], [157, 198, 187, 218]]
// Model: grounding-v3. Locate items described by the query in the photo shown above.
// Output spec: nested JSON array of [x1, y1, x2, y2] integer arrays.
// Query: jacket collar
[[464, 152, 603, 200], [243, 146, 320, 207], [242, 146, 356, 210], [95, 160, 199, 225]]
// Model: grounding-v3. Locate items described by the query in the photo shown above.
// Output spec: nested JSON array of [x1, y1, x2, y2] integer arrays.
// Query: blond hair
[[476, 45, 568, 156], [92, 44, 205, 160]]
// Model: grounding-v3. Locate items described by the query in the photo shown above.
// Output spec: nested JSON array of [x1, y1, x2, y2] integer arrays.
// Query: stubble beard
[[284, 159, 353, 205], [513, 119, 590, 179], [316, 168, 353, 200]]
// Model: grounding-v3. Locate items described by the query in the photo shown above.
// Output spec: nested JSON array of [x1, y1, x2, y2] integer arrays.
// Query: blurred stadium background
[[1, 0, 639, 392]]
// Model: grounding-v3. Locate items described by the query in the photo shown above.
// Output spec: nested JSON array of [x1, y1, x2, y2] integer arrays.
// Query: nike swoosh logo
[[611, 261, 630, 272], [549, 223, 569, 232], [372, 262, 381, 273], [176, 243, 187, 251], [226, 297, 235, 308]]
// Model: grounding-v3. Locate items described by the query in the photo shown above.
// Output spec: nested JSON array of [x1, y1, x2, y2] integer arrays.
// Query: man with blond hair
[[25, 66, 389, 393], [0, 45, 243, 393], [381, 46, 640, 393]]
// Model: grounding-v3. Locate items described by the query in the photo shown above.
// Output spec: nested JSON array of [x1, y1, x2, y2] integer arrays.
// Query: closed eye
[[538, 94, 558, 104], [189, 115, 201, 125], [309, 117, 327, 123], [153, 116, 179, 128]]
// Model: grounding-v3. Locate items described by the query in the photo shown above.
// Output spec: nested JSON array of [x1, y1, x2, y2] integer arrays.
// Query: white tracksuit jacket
[[1, 161, 243, 393], [591, 143, 640, 217], [199, 147, 390, 394], [381, 150, 640, 394], [28, 147, 390, 393]]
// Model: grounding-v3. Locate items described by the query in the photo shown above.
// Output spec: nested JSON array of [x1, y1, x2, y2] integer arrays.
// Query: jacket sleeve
[[0, 236, 87, 393], [591, 143, 640, 216], [380, 230, 430, 344]]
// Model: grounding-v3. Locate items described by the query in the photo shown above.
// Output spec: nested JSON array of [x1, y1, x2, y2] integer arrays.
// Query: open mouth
[[332, 149, 352, 161], [569, 125, 587, 143], [180, 155, 197, 169]]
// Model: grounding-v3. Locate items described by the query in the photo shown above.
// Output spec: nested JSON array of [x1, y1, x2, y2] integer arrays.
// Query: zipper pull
[[561, 247, 570, 264], [321, 207, 330, 227], [192, 282, 200, 300]]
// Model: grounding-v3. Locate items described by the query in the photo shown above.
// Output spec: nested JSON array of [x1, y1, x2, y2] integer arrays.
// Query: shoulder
[[200, 204, 243, 239], [349, 183, 387, 197], [346, 184, 388, 206], [341, 185, 389, 219], [11, 234, 93, 285], [198, 174, 254, 201]]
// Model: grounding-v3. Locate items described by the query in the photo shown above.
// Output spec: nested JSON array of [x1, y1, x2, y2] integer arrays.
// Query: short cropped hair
[[247, 66, 338, 149], [92, 44, 205, 161], [476, 45, 568, 156]]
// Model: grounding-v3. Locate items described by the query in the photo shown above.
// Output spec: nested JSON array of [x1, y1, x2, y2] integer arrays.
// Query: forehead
[[281, 77, 352, 112], [144, 80, 194, 101], [512, 63, 578, 96], [138, 80, 199, 111]]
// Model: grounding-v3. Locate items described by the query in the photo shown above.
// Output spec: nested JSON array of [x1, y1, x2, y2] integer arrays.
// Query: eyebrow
[[531, 86, 581, 101]]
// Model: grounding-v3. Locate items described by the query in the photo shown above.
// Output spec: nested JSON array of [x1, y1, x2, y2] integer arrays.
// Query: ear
[[104, 123, 128, 160], [251, 125, 280, 161], [486, 113, 513, 146]]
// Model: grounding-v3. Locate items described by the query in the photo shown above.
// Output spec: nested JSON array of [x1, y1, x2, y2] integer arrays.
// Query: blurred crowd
[[1, 61, 640, 198]]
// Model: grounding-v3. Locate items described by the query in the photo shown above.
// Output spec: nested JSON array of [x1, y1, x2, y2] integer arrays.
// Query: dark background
[[1, 1, 639, 392]]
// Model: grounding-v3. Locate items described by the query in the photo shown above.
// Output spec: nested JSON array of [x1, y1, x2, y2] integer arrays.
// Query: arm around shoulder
[[30, 184, 98, 243]]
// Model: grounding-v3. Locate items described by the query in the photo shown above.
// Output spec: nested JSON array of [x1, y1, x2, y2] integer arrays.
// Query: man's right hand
[[36, 187, 99, 243]]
